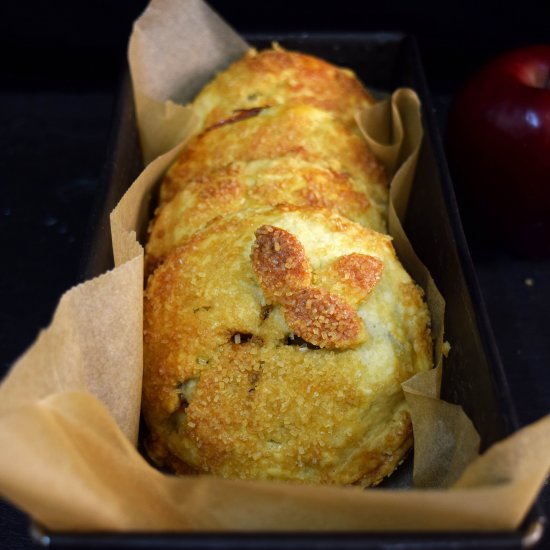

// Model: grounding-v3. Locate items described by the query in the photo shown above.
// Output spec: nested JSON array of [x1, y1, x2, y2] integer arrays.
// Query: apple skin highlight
[[447, 45, 550, 257]]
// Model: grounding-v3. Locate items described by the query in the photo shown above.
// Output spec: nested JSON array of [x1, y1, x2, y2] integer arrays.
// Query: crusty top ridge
[[191, 43, 376, 132], [159, 103, 387, 206], [142, 45, 433, 486]]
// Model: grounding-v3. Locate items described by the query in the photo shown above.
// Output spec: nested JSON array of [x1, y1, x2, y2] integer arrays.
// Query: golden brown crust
[[142, 46, 433, 487], [146, 157, 385, 273], [250, 228, 372, 350], [143, 206, 433, 485], [251, 225, 312, 301], [283, 287, 365, 349], [151, 103, 387, 274], [159, 104, 387, 207], [316, 253, 385, 307], [334, 253, 384, 294], [192, 45, 375, 132]]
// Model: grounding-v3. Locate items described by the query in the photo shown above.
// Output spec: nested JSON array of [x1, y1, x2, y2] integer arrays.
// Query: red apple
[[447, 45, 550, 257]]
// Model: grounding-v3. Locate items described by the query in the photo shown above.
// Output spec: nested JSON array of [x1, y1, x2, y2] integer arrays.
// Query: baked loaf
[[143, 206, 432, 484], [142, 45, 433, 486]]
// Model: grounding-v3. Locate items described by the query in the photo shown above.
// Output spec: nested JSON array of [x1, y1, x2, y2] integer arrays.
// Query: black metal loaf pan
[[35, 32, 545, 549]]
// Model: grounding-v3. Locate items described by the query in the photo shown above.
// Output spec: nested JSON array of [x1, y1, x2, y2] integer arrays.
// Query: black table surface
[[1, 1, 549, 548]]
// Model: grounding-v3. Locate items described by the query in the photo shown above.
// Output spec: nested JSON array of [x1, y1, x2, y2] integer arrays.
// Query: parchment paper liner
[[0, 0, 548, 534]]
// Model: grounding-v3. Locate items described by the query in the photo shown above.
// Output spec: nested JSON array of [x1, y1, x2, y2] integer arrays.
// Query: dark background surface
[[1, 1, 549, 548]]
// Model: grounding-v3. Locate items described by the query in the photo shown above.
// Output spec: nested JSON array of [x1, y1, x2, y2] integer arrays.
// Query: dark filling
[[283, 334, 320, 350], [248, 361, 265, 394], [231, 332, 253, 344], [260, 304, 273, 320]]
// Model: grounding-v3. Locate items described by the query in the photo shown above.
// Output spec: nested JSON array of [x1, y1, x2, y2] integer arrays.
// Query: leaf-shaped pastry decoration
[[250, 225, 312, 302], [251, 226, 384, 349], [317, 253, 384, 307], [284, 287, 366, 349]]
